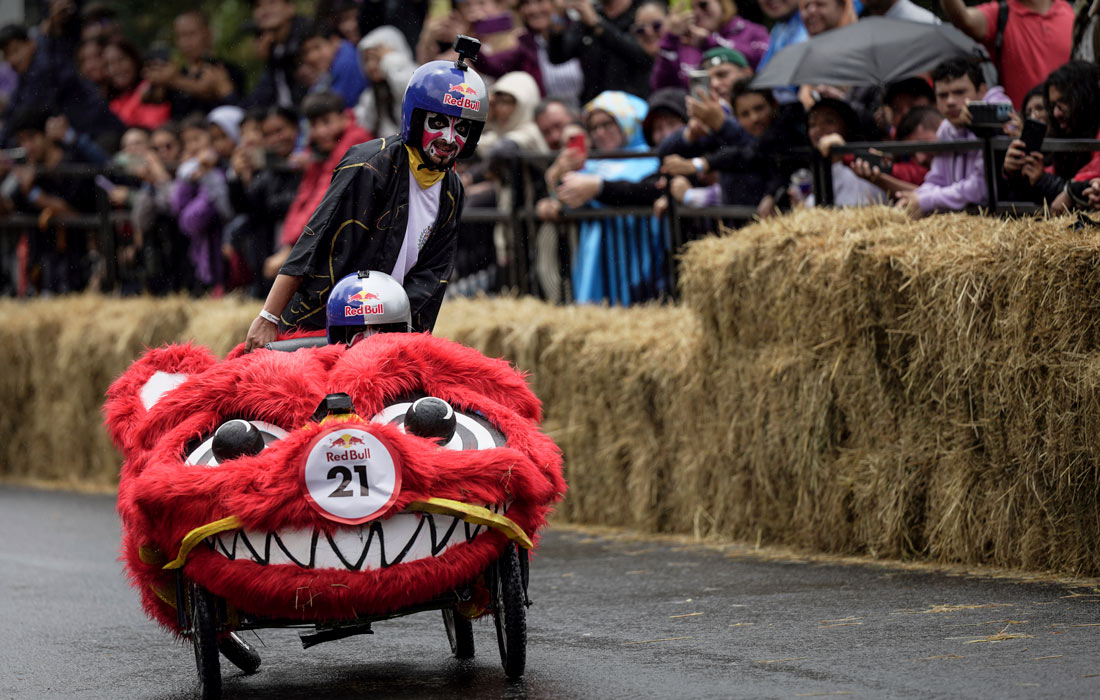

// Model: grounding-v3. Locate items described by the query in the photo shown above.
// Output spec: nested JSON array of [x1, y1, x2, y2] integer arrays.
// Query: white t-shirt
[[391, 171, 442, 284], [806, 162, 887, 207]]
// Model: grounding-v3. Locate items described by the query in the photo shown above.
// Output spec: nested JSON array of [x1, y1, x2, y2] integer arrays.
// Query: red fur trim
[[105, 333, 565, 632]]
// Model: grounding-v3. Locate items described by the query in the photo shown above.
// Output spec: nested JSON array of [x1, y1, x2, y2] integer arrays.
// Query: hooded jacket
[[478, 72, 547, 154], [916, 85, 1011, 213], [279, 135, 463, 334], [354, 27, 418, 138]]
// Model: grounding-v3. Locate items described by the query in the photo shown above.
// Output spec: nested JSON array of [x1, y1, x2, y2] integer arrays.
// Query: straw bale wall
[[679, 208, 1100, 574], [3, 208, 1100, 574]]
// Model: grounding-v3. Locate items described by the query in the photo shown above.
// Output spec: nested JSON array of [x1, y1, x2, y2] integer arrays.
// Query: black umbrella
[[751, 17, 989, 89]]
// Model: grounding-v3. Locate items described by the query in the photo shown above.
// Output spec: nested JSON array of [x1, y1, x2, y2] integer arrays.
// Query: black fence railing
[[824, 137, 1100, 211], [3, 136, 1100, 300]]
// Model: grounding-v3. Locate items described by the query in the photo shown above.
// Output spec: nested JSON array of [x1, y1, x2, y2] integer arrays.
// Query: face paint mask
[[421, 111, 473, 164]]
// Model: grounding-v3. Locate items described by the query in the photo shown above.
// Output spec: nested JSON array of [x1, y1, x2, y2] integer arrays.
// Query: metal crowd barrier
[[824, 137, 1100, 211], [3, 136, 1100, 298]]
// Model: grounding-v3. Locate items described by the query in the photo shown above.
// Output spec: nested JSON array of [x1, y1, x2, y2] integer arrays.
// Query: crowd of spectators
[[2, 0, 1100, 302]]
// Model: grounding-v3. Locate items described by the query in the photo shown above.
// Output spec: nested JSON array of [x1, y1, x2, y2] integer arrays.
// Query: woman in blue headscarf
[[538, 91, 666, 306]]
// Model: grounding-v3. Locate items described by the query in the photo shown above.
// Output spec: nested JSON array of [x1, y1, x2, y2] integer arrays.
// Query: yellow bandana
[[405, 145, 447, 189]]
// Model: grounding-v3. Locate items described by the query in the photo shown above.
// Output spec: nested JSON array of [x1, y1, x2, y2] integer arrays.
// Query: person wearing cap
[[654, 49, 754, 163], [659, 77, 808, 214], [698, 47, 753, 103], [805, 96, 887, 207], [244, 40, 489, 352], [642, 87, 690, 149]]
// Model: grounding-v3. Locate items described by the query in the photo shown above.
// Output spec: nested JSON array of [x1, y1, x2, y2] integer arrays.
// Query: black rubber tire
[[491, 544, 527, 679], [442, 607, 475, 659], [188, 583, 222, 700], [219, 632, 261, 674]]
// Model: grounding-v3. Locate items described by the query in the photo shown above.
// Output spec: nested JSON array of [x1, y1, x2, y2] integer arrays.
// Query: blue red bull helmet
[[401, 36, 488, 160], [326, 271, 412, 345]]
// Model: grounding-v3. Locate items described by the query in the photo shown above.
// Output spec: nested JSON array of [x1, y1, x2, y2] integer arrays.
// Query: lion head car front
[[105, 333, 565, 630]]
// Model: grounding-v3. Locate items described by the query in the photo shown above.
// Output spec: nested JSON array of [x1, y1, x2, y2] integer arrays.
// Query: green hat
[[700, 47, 749, 69]]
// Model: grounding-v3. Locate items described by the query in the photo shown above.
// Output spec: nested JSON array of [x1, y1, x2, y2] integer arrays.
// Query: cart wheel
[[219, 632, 261, 674], [188, 583, 222, 700], [442, 608, 475, 659], [491, 544, 527, 679]]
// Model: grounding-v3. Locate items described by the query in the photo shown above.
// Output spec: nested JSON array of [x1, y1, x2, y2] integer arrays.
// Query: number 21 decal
[[302, 426, 402, 524], [327, 465, 370, 498]]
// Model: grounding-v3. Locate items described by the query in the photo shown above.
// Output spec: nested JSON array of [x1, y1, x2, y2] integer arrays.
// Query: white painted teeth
[[204, 509, 499, 571]]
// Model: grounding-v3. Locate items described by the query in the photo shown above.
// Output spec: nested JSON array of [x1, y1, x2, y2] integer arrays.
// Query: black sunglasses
[[632, 20, 663, 35]]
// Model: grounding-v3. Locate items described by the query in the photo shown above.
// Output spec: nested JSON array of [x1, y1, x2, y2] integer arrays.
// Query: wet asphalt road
[[3, 485, 1100, 700]]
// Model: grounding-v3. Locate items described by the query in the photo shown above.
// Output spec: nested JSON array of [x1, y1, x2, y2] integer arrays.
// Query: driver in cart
[[244, 37, 488, 352], [324, 270, 412, 345]]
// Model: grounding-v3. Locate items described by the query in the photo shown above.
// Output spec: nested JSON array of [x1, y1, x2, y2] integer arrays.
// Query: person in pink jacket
[[896, 57, 1014, 218], [650, 0, 769, 91]]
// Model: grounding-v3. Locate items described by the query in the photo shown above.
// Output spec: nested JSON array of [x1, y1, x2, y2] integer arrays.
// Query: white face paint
[[421, 111, 473, 164]]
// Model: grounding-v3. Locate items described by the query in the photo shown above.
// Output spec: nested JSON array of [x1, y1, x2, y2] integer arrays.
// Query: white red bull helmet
[[326, 271, 412, 345]]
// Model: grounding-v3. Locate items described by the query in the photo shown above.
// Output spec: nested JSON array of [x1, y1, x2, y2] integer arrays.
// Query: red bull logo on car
[[325, 432, 371, 462], [444, 83, 481, 111], [329, 433, 366, 449]]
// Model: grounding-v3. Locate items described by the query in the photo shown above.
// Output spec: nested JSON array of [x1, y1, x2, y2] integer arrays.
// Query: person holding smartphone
[[894, 57, 1013, 218], [546, 0, 653, 104], [145, 10, 247, 120], [651, 0, 768, 92], [476, 0, 585, 104], [1006, 62, 1100, 207]]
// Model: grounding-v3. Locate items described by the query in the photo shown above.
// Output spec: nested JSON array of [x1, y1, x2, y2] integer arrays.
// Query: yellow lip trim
[[407, 498, 533, 550], [163, 516, 243, 570]]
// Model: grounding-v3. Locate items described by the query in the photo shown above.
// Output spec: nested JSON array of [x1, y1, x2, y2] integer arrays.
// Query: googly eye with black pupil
[[372, 399, 505, 450], [185, 420, 289, 466]]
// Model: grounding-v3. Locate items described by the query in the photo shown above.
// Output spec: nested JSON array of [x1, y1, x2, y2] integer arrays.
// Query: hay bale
[[678, 208, 1100, 574], [177, 295, 256, 356], [0, 295, 190, 485], [438, 296, 705, 532], [0, 293, 259, 486]]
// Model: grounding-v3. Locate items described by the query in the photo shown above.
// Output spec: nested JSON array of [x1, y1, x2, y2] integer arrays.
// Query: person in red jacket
[[262, 90, 371, 279], [104, 37, 170, 130], [849, 105, 943, 195]]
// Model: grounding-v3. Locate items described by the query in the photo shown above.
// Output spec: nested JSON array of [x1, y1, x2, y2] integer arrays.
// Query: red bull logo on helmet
[[347, 290, 381, 303], [344, 289, 384, 317], [344, 303, 385, 317], [444, 83, 481, 111], [449, 82, 478, 96]]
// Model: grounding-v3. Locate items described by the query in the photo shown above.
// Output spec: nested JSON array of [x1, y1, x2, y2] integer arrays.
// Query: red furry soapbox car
[[104, 331, 566, 698]]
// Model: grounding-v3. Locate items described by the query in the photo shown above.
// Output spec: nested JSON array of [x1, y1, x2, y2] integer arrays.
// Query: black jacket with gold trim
[[278, 135, 463, 333]]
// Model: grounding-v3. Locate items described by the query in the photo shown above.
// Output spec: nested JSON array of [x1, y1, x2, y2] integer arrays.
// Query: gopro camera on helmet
[[325, 270, 412, 345], [453, 35, 481, 69]]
